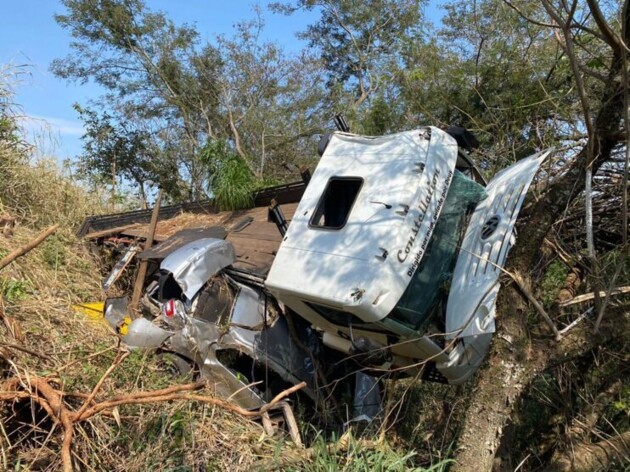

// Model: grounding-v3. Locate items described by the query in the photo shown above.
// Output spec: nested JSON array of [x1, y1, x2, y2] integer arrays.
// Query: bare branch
[[503, 0, 558, 28], [511, 271, 561, 340], [586, 0, 624, 53]]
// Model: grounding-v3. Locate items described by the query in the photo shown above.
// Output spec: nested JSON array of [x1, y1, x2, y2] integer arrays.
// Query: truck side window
[[309, 177, 363, 229]]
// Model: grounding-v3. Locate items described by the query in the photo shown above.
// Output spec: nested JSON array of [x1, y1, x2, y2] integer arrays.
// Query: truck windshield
[[390, 170, 487, 332]]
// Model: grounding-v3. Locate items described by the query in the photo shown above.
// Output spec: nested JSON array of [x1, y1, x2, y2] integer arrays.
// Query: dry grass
[[0, 143, 446, 472], [0, 150, 281, 471], [0, 144, 107, 229]]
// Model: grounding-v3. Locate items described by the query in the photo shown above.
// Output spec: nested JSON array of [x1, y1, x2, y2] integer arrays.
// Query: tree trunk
[[451, 15, 628, 468]]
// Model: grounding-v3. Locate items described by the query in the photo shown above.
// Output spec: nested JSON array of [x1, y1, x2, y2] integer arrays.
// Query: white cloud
[[20, 114, 84, 137]]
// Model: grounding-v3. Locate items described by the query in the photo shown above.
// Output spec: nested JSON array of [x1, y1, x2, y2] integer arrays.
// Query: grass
[[0, 140, 454, 471], [0, 277, 32, 302], [0, 146, 272, 470], [0, 147, 108, 229], [0, 224, 279, 471], [287, 431, 451, 472]]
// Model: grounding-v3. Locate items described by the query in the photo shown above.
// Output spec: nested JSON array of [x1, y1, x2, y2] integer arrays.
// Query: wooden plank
[[84, 223, 142, 240], [230, 237, 281, 256], [138, 227, 227, 261], [228, 232, 283, 243], [233, 255, 274, 276], [130, 190, 162, 316]]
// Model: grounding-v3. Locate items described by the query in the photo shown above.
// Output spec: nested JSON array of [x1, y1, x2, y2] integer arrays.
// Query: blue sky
[[1, 1, 443, 162], [0, 1, 316, 161]]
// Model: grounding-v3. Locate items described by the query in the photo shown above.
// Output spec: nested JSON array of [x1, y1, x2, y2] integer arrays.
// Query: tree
[[445, 1, 630, 470], [74, 105, 158, 207], [54, 0, 328, 200], [398, 1, 579, 172], [211, 12, 327, 180], [53, 0, 223, 200], [272, 0, 424, 118], [49, 2, 628, 468]]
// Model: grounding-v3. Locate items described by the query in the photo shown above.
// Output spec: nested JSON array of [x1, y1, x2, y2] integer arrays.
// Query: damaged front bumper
[[105, 240, 382, 421]]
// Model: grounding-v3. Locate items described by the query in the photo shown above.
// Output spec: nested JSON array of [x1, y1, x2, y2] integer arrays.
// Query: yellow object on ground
[[73, 301, 105, 320], [118, 316, 132, 335]]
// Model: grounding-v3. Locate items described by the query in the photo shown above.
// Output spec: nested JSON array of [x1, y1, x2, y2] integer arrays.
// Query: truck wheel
[[157, 352, 196, 379]]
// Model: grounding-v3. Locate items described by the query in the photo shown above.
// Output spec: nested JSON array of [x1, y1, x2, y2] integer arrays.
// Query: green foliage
[[612, 385, 630, 415], [360, 93, 402, 135], [200, 140, 254, 211], [54, 0, 215, 200], [272, 0, 423, 112], [599, 248, 630, 283], [0, 65, 26, 147], [54, 1, 326, 199], [74, 105, 160, 203], [284, 430, 450, 472], [0, 116, 19, 145], [41, 233, 68, 268], [539, 260, 569, 309], [0, 277, 31, 302], [398, 0, 577, 173]]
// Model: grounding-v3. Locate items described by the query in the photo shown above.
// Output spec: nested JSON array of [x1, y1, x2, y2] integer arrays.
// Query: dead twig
[[559, 285, 630, 307], [511, 271, 562, 340], [0, 224, 59, 271], [260, 381, 307, 414], [0, 342, 48, 360], [73, 350, 130, 421], [83, 223, 141, 240], [594, 263, 625, 332], [0, 295, 24, 342], [0, 367, 307, 472], [280, 402, 303, 447], [55, 343, 118, 373], [0, 215, 15, 238], [24, 377, 75, 472]]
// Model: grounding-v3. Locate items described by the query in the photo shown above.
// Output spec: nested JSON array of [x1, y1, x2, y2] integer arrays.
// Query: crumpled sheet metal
[[160, 238, 236, 299], [122, 318, 173, 348], [230, 282, 265, 329], [104, 297, 129, 329], [167, 318, 266, 409], [104, 296, 173, 349]]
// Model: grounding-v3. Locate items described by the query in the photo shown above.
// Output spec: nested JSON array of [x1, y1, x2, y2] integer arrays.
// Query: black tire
[[157, 352, 196, 379]]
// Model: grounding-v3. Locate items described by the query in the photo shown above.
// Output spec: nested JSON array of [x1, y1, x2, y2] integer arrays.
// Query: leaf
[[587, 57, 607, 70], [112, 406, 122, 428]]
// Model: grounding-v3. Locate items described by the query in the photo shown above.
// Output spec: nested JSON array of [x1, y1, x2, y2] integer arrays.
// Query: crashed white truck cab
[[266, 127, 550, 384]]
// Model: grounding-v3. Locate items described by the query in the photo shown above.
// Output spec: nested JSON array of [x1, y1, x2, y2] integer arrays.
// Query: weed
[[285, 430, 450, 471], [41, 233, 68, 268], [0, 277, 31, 301], [539, 260, 568, 309]]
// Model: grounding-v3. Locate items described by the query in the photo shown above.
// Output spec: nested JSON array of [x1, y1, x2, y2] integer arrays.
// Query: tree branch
[[586, 0, 624, 53]]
